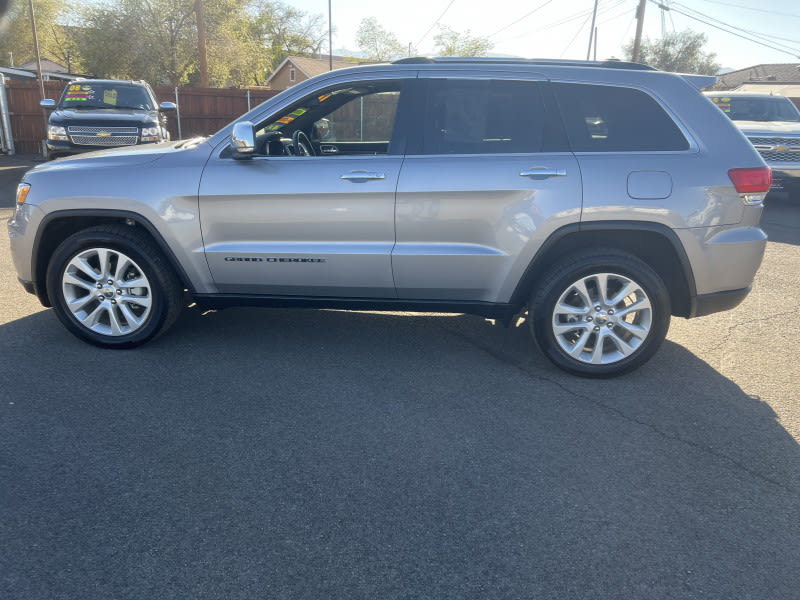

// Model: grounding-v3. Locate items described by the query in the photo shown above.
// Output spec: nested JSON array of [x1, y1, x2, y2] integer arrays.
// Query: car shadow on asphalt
[[2, 304, 800, 596]]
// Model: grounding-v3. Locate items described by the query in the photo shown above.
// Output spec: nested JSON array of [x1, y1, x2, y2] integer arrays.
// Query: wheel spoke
[[96, 248, 112, 279], [63, 271, 97, 293], [119, 302, 146, 328], [607, 280, 636, 307], [566, 329, 592, 358], [590, 330, 606, 363], [112, 255, 133, 283], [615, 296, 651, 319]]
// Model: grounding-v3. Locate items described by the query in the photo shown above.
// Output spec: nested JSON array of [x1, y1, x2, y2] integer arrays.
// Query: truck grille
[[747, 136, 800, 162], [67, 126, 139, 147]]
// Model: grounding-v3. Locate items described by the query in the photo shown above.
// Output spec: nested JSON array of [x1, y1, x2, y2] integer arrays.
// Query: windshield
[[707, 95, 800, 122], [58, 82, 155, 111]]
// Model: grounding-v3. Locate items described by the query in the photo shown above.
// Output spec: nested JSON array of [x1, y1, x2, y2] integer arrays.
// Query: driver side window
[[254, 80, 404, 157]]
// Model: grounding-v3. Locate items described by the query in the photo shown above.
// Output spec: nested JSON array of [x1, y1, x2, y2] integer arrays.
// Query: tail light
[[729, 167, 771, 204]]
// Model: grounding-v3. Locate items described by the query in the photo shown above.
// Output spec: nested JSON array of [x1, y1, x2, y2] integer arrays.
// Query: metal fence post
[[0, 74, 16, 155], [174, 87, 182, 140]]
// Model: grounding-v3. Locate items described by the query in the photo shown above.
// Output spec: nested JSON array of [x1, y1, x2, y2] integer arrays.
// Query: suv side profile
[[9, 58, 770, 377], [41, 79, 176, 159]]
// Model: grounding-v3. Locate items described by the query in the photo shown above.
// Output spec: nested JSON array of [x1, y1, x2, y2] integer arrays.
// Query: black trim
[[578, 220, 697, 296], [17, 278, 36, 296], [193, 294, 519, 323], [32, 209, 197, 296], [508, 220, 697, 309], [690, 287, 751, 318]]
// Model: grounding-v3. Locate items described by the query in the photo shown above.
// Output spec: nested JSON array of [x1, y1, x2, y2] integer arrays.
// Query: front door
[[198, 79, 408, 298]]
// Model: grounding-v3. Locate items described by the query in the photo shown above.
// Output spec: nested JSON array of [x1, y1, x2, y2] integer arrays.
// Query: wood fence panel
[[4, 80, 280, 154]]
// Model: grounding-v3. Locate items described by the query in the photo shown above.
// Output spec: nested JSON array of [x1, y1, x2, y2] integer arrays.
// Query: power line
[[415, 0, 457, 49], [667, 1, 800, 58], [693, 0, 800, 19], [488, 0, 554, 39]]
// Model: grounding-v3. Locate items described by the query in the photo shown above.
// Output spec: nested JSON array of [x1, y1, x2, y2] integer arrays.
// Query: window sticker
[[291, 108, 307, 117], [65, 85, 95, 102], [277, 116, 295, 124], [266, 124, 283, 131], [317, 93, 332, 103], [103, 89, 118, 105]]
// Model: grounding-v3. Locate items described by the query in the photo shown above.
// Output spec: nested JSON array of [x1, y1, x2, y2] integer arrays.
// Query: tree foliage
[[0, 0, 74, 69], [433, 26, 492, 57], [624, 29, 720, 75], [4, 0, 328, 87], [356, 17, 405, 61]]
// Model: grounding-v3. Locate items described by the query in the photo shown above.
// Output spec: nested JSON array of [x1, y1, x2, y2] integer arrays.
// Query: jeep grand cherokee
[[9, 58, 770, 377]]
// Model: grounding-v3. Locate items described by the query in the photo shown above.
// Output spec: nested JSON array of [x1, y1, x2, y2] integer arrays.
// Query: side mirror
[[231, 121, 256, 160], [159, 101, 177, 112], [40, 99, 56, 109]]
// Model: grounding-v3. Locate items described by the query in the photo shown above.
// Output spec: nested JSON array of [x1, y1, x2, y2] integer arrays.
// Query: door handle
[[340, 171, 386, 181], [520, 167, 567, 178]]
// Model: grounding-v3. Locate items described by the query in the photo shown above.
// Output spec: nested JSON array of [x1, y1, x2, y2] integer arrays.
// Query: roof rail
[[392, 56, 656, 71]]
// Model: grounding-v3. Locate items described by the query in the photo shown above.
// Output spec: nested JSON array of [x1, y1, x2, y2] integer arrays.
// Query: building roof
[[267, 55, 358, 85], [713, 63, 800, 90]]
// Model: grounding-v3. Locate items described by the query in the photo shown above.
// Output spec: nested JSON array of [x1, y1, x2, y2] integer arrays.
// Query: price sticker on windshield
[[104, 89, 118, 106]]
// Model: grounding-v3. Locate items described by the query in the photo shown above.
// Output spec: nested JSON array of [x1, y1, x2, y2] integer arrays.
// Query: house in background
[[1, 58, 82, 82], [711, 63, 800, 106], [267, 56, 358, 91]]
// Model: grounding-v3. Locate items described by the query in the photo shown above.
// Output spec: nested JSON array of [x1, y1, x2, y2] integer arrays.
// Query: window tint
[[323, 91, 400, 143], [553, 83, 689, 152], [424, 79, 547, 154], [254, 80, 403, 156]]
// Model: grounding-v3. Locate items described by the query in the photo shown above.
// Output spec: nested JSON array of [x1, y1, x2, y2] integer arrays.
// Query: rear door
[[393, 75, 583, 303]]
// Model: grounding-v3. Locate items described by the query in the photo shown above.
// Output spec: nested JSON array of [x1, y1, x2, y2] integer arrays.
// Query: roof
[[267, 56, 356, 85], [713, 63, 800, 90]]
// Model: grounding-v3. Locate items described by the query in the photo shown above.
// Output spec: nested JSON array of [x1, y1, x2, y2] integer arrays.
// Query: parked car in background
[[41, 79, 176, 159], [705, 91, 800, 198], [10, 58, 771, 377]]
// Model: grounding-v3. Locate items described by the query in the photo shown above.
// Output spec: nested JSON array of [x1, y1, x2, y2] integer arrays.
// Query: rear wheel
[[46, 225, 183, 348], [529, 250, 670, 377]]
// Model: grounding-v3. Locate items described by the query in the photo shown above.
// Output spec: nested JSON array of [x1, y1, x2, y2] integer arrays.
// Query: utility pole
[[586, 0, 599, 60], [195, 0, 209, 87], [328, 0, 333, 71], [632, 0, 647, 63], [28, 0, 45, 102]]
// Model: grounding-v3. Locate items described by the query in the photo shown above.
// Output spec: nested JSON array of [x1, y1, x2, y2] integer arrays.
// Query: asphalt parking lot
[[1, 154, 799, 599]]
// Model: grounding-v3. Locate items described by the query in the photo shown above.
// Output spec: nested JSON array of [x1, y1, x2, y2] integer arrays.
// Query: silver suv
[[705, 91, 800, 198], [8, 58, 770, 377]]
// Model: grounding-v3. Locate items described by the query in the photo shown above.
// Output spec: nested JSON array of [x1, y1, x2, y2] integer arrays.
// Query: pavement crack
[[704, 307, 800, 355], [436, 319, 799, 497]]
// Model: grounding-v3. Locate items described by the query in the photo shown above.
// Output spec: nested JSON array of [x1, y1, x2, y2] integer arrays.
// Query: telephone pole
[[632, 0, 647, 63], [195, 0, 209, 87]]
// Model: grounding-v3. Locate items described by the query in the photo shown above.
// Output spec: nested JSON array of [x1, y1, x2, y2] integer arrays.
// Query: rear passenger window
[[424, 79, 548, 154], [553, 83, 689, 152]]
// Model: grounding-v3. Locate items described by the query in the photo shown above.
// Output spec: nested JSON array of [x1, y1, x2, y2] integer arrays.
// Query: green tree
[[253, 0, 328, 72], [356, 17, 405, 61], [434, 25, 492, 57], [624, 29, 720, 74], [0, 0, 74, 69]]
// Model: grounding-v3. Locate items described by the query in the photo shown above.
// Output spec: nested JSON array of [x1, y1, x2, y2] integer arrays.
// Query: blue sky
[[289, 0, 800, 70]]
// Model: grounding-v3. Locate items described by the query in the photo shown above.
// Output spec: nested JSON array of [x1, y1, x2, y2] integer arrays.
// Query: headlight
[[140, 126, 161, 142], [16, 183, 31, 205], [47, 125, 68, 141]]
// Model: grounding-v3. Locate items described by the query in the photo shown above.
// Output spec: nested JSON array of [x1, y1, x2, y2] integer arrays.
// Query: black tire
[[45, 225, 183, 348], [529, 249, 671, 378]]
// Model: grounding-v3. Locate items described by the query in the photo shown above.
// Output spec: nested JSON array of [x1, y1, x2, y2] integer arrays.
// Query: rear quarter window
[[553, 83, 689, 152]]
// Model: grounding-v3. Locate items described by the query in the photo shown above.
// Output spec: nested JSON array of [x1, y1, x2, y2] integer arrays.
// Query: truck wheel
[[529, 250, 670, 378], [46, 225, 183, 348]]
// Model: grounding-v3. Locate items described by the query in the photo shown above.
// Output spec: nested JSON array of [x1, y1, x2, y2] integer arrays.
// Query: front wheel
[[529, 250, 671, 378], [46, 225, 183, 348]]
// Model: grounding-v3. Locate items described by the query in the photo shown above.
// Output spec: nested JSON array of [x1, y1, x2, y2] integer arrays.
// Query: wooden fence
[[2, 80, 280, 154]]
